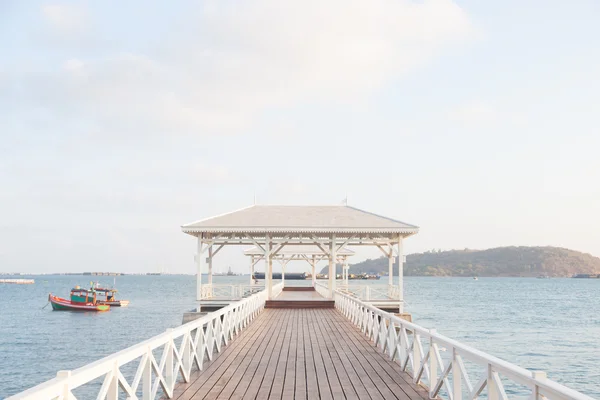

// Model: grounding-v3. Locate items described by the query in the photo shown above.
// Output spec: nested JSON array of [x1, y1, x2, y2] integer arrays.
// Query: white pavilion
[[181, 205, 419, 312]]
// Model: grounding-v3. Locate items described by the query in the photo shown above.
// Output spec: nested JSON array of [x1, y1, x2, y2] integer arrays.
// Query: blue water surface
[[0, 275, 598, 398]]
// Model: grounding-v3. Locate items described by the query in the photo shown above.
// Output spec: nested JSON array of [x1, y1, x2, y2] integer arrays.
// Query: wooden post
[[56, 371, 71, 400], [265, 234, 272, 299], [452, 348, 462, 400], [282, 260, 286, 284], [196, 235, 205, 306], [208, 245, 213, 286], [329, 235, 337, 298], [429, 330, 438, 399], [487, 364, 498, 400], [165, 329, 174, 392], [311, 255, 316, 287], [397, 235, 404, 313], [143, 348, 152, 400], [388, 246, 394, 286]]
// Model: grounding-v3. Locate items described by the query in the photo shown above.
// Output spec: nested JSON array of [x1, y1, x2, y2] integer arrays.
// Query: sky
[[1, 0, 599, 274]]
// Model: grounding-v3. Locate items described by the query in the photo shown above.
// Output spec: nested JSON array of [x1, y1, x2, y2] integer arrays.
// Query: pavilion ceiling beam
[[244, 234, 266, 253], [376, 244, 392, 258], [336, 235, 355, 252], [211, 243, 226, 258]]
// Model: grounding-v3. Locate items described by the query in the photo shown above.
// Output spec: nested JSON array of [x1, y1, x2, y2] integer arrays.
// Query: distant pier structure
[[0, 279, 34, 284], [8, 205, 595, 400]]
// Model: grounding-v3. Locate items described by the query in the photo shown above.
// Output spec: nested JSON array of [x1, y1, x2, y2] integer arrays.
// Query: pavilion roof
[[181, 205, 418, 235]]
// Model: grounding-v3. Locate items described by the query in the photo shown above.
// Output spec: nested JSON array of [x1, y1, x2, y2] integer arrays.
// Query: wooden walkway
[[172, 309, 429, 400]]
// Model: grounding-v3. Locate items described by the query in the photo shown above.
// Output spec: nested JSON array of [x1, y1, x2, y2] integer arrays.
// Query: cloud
[[447, 102, 498, 124], [41, 4, 87, 33], [9, 0, 474, 138]]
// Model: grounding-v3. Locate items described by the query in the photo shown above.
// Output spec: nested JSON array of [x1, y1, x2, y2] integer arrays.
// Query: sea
[[0, 275, 598, 399]]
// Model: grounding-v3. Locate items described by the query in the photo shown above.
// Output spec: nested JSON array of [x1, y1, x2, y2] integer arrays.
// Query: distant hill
[[320, 246, 600, 277]]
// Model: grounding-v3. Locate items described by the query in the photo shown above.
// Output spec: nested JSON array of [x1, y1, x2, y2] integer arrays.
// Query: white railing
[[7, 288, 270, 400], [272, 282, 284, 299], [315, 281, 330, 298], [334, 291, 594, 400], [335, 284, 400, 301], [200, 284, 266, 300]]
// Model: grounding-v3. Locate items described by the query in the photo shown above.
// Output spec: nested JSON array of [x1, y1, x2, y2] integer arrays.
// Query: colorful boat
[[48, 292, 110, 311], [94, 286, 130, 307]]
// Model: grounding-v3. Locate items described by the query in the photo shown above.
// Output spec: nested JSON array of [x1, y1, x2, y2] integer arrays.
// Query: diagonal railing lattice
[[7, 282, 283, 400]]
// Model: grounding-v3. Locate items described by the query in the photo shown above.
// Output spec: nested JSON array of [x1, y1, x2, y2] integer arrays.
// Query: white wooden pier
[[6, 205, 596, 400]]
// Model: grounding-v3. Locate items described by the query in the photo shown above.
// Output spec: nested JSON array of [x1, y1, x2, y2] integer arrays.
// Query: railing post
[[429, 329, 438, 398], [452, 348, 462, 400], [108, 361, 118, 400], [399, 324, 406, 368], [413, 331, 422, 384], [183, 332, 191, 379], [143, 347, 152, 400], [166, 329, 174, 392], [56, 370, 71, 400], [531, 371, 547, 400], [488, 363, 498, 400]]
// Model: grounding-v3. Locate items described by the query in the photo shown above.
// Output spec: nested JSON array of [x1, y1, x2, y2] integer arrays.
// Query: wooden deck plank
[[212, 311, 285, 399], [246, 309, 292, 400], [311, 309, 348, 400], [229, 310, 287, 400], [267, 306, 294, 400], [282, 307, 299, 399], [326, 310, 429, 400], [293, 309, 307, 400], [172, 307, 426, 400], [175, 311, 272, 400], [319, 310, 385, 400], [303, 310, 320, 400], [319, 309, 398, 400], [338, 314, 430, 400], [307, 309, 334, 400], [326, 309, 407, 399], [313, 309, 366, 400]]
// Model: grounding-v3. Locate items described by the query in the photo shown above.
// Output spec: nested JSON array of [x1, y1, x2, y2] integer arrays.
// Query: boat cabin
[[70, 286, 98, 304]]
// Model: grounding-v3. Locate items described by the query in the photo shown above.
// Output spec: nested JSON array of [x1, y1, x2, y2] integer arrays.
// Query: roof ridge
[[345, 205, 420, 229], [181, 204, 255, 227]]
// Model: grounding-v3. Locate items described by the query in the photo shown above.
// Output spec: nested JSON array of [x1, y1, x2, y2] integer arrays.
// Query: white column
[[388, 245, 394, 286], [328, 235, 337, 298], [250, 256, 254, 285], [208, 245, 213, 285], [311, 255, 316, 287], [397, 235, 404, 313], [265, 235, 272, 299], [344, 258, 349, 285], [196, 236, 205, 305], [281, 260, 286, 284]]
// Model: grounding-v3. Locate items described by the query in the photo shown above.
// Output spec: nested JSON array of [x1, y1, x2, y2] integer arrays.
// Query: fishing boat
[[48, 287, 110, 312], [94, 286, 130, 307]]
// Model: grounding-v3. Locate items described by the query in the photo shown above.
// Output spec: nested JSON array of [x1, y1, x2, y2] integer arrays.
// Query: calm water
[[0, 275, 599, 398]]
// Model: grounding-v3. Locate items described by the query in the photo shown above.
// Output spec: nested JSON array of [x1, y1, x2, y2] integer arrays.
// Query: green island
[[322, 246, 600, 277]]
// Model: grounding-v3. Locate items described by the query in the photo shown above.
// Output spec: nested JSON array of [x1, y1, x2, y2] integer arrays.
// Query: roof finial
[[253, 190, 257, 205]]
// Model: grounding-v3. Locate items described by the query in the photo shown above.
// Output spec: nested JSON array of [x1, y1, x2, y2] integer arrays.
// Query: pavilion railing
[[199, 284, 265, 300], [335, 283, 401, 301], [314, 281, 330, 298], [7, 287, 272, 400], [271, 281, 284, 299], [334, 290, 594, 400]]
